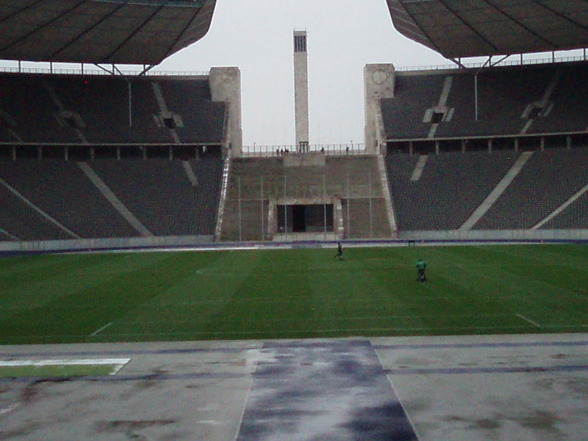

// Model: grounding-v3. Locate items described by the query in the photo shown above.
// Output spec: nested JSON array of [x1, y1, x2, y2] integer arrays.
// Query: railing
[[241, 143, 367, 157], [396, 52, 588, 72], [4, 51, 585, 77], [0, 64, 209, 77]]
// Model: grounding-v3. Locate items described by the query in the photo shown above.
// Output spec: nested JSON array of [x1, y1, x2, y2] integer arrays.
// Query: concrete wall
[[209, 67, 243, 157], [398, 230, 588, 241], [283, 152, 325, 167], [364, 64, 395, 154], [0, 235, 214, 253]]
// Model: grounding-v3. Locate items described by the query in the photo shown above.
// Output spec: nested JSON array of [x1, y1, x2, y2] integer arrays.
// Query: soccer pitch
[[0, 244, 586, 344]]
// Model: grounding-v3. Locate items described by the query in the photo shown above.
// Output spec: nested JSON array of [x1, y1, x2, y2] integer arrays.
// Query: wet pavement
[[0, 334, 586, 441]]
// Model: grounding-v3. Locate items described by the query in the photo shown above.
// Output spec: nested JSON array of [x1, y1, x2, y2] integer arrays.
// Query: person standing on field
[[416, 258, 427, 282], [334, 242, 343, 260]]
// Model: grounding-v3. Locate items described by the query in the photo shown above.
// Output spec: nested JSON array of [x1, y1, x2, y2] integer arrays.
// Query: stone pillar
[[210, 67, 243, 157], [364, 64, 395, 154], [293, 31, 310, 153]]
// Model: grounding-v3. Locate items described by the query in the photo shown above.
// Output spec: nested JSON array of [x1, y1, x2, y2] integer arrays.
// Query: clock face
[[372, 70, 387, 84]]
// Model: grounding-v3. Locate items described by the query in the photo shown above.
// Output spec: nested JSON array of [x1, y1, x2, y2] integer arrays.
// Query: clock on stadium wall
[[372, 69, 388, 85]]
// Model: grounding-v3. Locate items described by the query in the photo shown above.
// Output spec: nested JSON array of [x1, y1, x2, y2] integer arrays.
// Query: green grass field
[[0, 244, 586, 344]]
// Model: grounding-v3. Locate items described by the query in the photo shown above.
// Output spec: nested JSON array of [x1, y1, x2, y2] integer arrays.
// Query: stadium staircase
[[220, 155, 397, 241]]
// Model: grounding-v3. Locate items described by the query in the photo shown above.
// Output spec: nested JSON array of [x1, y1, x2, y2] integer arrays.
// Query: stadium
[[0, 1, 587, 440]]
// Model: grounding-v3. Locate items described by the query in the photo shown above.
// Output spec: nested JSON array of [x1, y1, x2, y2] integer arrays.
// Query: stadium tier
[[473, 149, 588, 230], [0, 73, 225, 148], [385, 151, 519, 231], [0, 157, 222, 241], [221, 155, 394, 241], [381, 62, 588, 153], [90, 159, 222, 236], [385, 149, 588, 232]]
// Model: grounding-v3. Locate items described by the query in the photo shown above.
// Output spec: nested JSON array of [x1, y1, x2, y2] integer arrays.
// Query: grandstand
[[0, 73, 226, 148], [0, 2, 587, 441], [378, 62, 588, 152], [0, 0, 586, 250]]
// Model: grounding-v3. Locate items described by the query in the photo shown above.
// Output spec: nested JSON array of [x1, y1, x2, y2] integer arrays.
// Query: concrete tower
[[293, 30, 309, 153]]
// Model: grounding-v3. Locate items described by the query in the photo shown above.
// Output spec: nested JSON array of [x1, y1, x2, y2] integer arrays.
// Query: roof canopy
[[0, 0, 216, 65], [386, 0, 588, 59]]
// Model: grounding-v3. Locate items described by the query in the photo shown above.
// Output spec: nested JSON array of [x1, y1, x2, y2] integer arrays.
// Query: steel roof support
[[103, 4, 165, 63], [0, 1, 87, 53], [482, 0, 556, 50], [437, 0, 500, 54], [530, 0, 588, 34], [0, 0, 45, 26], [50, 1, 128, 60]]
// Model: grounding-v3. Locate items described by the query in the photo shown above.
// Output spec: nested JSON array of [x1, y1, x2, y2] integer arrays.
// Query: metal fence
[[241, 143, 367, 157]]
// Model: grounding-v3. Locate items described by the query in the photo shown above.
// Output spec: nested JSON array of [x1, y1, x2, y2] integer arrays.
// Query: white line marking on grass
[[90, 322, 113, 336], [0, 358, 131, 375], [517, 314, 542, 328]]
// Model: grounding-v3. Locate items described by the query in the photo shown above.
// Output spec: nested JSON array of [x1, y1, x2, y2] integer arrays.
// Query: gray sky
[[154, 0, 448, 147]]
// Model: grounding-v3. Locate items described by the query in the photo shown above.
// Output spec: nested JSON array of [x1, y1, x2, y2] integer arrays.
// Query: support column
[[364, 64, 395, 154], [209, 67, 243, 157]]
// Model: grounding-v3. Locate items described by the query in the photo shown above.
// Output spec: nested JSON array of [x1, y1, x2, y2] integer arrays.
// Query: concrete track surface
[[0, 333, 587, 441]]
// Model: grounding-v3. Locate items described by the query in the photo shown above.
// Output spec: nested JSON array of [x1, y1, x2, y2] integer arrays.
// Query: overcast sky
[[153, 0, 449, 147]]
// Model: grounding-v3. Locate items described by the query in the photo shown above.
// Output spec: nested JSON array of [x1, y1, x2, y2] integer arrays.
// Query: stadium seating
[[84, 158, 223, 236], [385, 148, 588, 231], [382, 62, 588, 142], [0, 157, 223, 241], [0, 75, 78, 144], [386, 151, 518, 230], [0, 182, 72, 241], [474, 149, 588, 230], [541, 193, 588, 229], [0, 73, 225, 145], [0, 160, 136, 239]]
